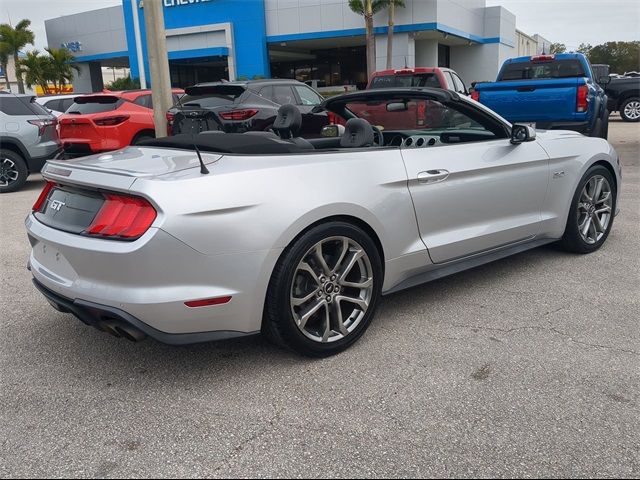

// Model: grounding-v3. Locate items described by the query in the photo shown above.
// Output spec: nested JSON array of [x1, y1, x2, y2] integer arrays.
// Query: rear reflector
[[85, 193, 157, 239], [185, 296, 232, 308], [32, 181, 56, 212], [576, 84, 589, 113], [219, 109, 259, 121], [94, 115, 130, 126]]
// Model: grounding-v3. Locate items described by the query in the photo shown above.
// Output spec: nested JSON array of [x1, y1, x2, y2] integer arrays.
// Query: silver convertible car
[[26, 88, 621, 356]]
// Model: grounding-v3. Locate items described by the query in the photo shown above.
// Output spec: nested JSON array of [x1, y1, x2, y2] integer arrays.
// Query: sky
[[1, 0, 639, 52]]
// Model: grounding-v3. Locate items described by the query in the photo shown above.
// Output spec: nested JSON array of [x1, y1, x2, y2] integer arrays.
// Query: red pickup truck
[[367, 67, 469, 94], [347, 68, 469, 130]]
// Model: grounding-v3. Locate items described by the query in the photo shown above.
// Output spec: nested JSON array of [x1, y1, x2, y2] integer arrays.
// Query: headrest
[[340, 118, 374, 148], [272, 103, 302, 138]]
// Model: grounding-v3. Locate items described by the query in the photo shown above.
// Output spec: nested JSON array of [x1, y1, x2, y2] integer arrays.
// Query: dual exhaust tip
[[98, 319, 147, 342]]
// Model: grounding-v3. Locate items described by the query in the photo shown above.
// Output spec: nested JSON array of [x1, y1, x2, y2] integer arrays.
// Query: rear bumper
[[27, 146, 63, 173], [26, 214, 278, 341], [32, 278, 256, 345]]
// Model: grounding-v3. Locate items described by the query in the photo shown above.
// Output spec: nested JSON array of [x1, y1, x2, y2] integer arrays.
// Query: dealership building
[[45, 0, 547, 92]]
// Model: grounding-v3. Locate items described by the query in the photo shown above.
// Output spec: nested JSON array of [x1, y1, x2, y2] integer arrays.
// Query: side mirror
[[510, 124, 536, 145], [598, 75, 611, 85], [321, 124, 345, 137]]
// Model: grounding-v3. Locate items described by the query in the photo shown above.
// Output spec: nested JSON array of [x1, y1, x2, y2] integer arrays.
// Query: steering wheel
[[371, 125, 384, 147]]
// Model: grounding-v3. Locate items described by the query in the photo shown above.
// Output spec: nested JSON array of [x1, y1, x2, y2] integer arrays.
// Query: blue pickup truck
[[472, 53, 610, 139]]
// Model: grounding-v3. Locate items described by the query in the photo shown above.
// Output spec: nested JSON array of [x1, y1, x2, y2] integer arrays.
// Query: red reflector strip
[[32, 181, 56, 212], [185, 296, 232, 308]]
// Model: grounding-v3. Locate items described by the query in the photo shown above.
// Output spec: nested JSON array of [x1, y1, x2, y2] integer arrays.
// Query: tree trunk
[[1, 62, 10, 91], [13, 53, 25, 94], [365, 0, 376, 81], [386, 2, 395, 70]]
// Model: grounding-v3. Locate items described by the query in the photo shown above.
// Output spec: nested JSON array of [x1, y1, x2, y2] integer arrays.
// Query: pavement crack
[[451, 323, 639, 356]]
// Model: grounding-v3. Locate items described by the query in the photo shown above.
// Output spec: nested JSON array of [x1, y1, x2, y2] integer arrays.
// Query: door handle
[[418, 169, 449, 184]]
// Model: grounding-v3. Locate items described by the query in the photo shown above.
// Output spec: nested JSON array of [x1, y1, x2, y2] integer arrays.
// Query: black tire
[[589, 117, 603, 138], [0, 149, 29, 193], [263, 221, 383, 357], [559, 165, 616, 254], [600, 110, 609, 139], [132, 132, 155, 145], [619, 97, 640, 122]]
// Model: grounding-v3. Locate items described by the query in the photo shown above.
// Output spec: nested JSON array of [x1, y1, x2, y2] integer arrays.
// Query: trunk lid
[[477, 78, 582, 122]]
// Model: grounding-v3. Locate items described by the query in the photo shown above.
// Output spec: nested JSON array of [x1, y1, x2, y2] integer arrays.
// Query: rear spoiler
[[74, 95, 121, 104], [184, 85, 246, 97]]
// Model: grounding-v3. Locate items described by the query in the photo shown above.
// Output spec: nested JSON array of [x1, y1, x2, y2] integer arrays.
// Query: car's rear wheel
[[263, 222, 382, 357], [0, 149, 28, 193], [560, 165, 616, 253], [132, 131, 155, 145], [620, 97, 640, 122]]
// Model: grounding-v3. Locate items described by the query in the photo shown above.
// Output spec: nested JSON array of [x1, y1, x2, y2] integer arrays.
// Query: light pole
[[142, 0, 173, 138]]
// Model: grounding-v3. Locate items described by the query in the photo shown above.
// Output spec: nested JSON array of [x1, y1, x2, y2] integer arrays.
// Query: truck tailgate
[[478, 78, 581, 122]]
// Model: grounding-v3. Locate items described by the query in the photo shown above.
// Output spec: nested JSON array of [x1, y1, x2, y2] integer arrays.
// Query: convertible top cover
[[138, 133, 309, 154]]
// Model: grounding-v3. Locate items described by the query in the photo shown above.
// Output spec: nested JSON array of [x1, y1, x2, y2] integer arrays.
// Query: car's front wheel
[[263, 222, 383, 357], [0, 149, 28, 193], [560, 165, 616, 253]]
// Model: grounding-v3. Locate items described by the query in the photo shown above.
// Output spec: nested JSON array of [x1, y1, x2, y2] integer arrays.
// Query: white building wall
[[375, 33, 415, 70], [415, 39, 439, 68], [516, 30, 537, 57]]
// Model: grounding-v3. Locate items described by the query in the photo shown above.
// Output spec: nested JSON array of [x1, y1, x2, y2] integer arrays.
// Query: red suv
[[367, 67, 468, 95], [58, 89, 183, 156]]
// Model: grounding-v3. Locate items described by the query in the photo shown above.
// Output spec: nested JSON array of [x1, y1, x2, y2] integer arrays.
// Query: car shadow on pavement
[[27, 241, 577, 388]]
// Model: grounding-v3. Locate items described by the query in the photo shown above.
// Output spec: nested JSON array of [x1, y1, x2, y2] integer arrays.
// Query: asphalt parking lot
[[1, 117, 638, 478]]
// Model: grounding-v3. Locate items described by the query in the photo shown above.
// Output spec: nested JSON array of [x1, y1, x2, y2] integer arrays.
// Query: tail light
[[576, 84, 589, 112], [471, 90, 480, 102], [93, 115, 130, 126], [85, 193, 157, 240], [28, 118, 57, 136], [219, 109, 259, 121], [32, 181, 56, 212], [166, 111, 175, 126], [531, 54, 555, 62]]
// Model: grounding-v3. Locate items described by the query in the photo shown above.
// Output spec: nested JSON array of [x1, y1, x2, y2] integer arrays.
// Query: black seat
[[271, 104, 314, 150], [340, 118, 374, 148]]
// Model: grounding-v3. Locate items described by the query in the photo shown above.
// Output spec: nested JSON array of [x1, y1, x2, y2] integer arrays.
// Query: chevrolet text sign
[[163, 0, 212, 6]]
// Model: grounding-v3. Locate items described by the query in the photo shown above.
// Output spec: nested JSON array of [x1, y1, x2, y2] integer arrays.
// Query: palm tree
[[45, 47, 80, 93], [18, 50, 49, 94], [382, 0, 406, 69], [348, 0, 385, 80], [0, 20, 35, 94]]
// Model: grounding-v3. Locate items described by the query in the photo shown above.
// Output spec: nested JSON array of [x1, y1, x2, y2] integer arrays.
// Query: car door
[[400, 99, 549, 264], [292, 84, 329, 137]]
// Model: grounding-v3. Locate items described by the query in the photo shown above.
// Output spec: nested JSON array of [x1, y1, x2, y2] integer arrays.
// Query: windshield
[[499, 59, 586, 81], [370, 73, 440, 89]]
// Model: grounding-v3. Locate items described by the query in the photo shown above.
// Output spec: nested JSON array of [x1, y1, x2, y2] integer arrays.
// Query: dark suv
[[0, 93, 61, 193], [167, 79, 329, 137]]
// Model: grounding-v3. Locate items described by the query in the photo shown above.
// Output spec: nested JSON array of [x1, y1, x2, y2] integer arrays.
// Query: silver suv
[[0, 93, 61, 193]]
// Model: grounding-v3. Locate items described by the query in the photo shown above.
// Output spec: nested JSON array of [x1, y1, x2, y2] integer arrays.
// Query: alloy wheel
[[577, 175, 613, 245], [0, 158, 20, 187], [290, 236, 374, 343], [623, 101, 640, 120]]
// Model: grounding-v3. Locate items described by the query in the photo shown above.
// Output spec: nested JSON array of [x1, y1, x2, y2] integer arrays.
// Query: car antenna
[[193, 138, 209, 175]]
